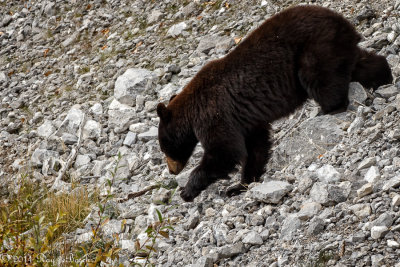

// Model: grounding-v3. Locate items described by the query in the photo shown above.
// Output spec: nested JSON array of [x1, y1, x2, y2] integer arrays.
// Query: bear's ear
[[157, 103, 172, 123], [169, 94, 177, 102]]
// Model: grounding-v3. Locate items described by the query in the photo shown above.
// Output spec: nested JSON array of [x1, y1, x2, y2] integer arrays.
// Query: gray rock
[[348, 82, 368, 108], [61, 133, 78, 145], [307, 217, 325, 235], [316, 164, 341, 183], [137, 126, 158, 141], [44, 2, 56, 16], [1, 15, 12, 27], [389, 129, 400, 139], [298, 176, 314, 193], [10, 99, 24, 109], [182, 2, 199, 17], [61, 31, 80, 47], [102, 219, 123, 237], [213, 223, 230, 246], [147, 10, 164, 24], [260, 229, 270, 241], [281, 214, 301, 241], [347, 117, 364, 134], [250, 181, 293, 204], [76, 232, 93, 244], [166, 64, 180, 74], [215, 37, 235, 53], [6, 122, 22, 134], [297, 202, 322, 220], [382, 175, 400, 190], [375, 85, 399, 99], [31, 149, 59, 167], [357, 183, 373, 198], [82, 120, 101, 140], [37, 120, 56, 138], [167, 22, 187, 37], [144, 100, 157, 112], [350, 232, 366, 243], [370, 226, 389, 239], [196, 35, 233, 54], [0, 72, 8, 84], [388, 31, 397, 43], [192, 255, 214, 267], [123, 132, 137, 147], [108, 99, 136, 133], [129, 122, 148, 133], [158, 84, 179, 101], [355, 6, 375, 21], [121, 240, 136, 252], [392, 194, 400, 206], [185, 210, 200, 230], [89, 103, 103, 116], [349, 203, 371, 219], [310, 182, 350, 206], [364, 166, 380, 183], [32, 112, 44, 123], [272, 115, 344, 168], [357, 157, 376, 170], [74, 154, 91, 169], [55, 107, 84, 137], [114, 68, 156, 107], [372, 213, 393, 228], [242, 231, 263, 245], [371, 254, 385, 267], [387, 240, 400, 248], [217, 242, 245, 259]]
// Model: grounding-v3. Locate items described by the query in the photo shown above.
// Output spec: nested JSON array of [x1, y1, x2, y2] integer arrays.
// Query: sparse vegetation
[[78, 66, 90, 74], [133, 209, 175, 266], [0, 154, 176, 266], [0, 159, 109, 266], [305, 249, 340, 267], [46, 29, 53, 38]]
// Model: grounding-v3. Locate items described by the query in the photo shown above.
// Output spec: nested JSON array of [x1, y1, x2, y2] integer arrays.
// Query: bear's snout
[[166, 157, 184, 175]]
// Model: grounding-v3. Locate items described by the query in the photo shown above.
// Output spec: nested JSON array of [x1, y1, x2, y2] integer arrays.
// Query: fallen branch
[[80, 175, 101, 180], [51, 113, 86, 191], [117, 184, 159, 202]]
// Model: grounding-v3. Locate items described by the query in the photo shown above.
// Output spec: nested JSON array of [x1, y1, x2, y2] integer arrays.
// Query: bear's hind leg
[[181, 144, 245, 202], [299, 45, 356, 114], [226, 124, 271, 197]]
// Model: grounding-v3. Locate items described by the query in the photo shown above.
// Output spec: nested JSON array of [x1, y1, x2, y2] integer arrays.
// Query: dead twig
[[275, 105, 306, 144], [51, 113, 86, 191], [117, 184, 159, 202]]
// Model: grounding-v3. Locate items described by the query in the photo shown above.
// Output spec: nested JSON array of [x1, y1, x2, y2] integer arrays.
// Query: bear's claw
[[180, 186, 198, 202], [226, 183, 248, 197]]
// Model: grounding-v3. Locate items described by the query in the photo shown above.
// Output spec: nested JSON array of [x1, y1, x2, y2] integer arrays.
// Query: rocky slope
[[1, 0, 400, 266]]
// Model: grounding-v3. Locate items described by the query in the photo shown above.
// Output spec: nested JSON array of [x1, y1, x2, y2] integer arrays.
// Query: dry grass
[[41, 186, 100, 237], [0, 174, 100, 266]]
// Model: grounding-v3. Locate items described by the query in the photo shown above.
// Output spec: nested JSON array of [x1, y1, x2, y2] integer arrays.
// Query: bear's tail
[[351, 49, 393, 90]]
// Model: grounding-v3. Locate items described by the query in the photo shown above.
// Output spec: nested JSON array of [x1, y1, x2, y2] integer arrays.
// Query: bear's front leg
[[180, 146, 243, 202], [180, 167, 208, 202]]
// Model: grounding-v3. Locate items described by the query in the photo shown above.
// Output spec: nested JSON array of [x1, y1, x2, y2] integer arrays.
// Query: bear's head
[[157, 101, 197, 175]]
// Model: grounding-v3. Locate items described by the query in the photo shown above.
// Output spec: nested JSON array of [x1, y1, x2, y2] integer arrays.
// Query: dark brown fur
[[157, 5, 393, 202]]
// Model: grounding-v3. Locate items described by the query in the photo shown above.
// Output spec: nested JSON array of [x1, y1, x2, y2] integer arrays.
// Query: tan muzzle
[[166, 157, 184, 175]]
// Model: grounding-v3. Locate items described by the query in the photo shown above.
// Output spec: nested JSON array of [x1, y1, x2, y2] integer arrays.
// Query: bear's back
[[170, 5, 364, 127], [231, 5, 360, 58]]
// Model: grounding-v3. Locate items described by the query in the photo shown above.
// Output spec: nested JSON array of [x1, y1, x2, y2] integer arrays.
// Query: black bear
[[157, 5, 393, 202]]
